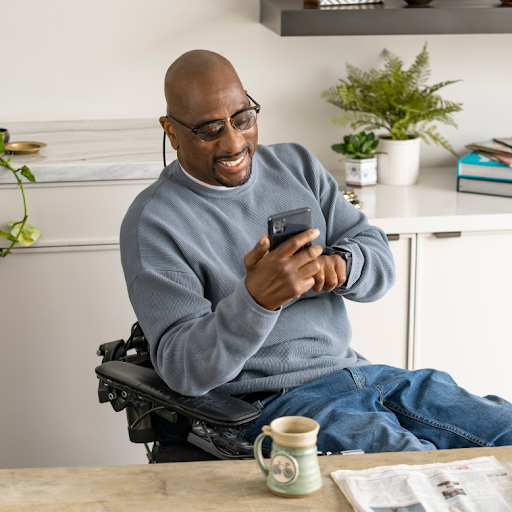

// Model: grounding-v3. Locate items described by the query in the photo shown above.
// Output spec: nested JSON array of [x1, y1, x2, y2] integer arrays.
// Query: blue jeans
[[242, 365, 512, 454]]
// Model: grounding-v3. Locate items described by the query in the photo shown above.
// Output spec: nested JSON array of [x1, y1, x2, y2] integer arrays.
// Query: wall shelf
[[260, 0, 512, 36]]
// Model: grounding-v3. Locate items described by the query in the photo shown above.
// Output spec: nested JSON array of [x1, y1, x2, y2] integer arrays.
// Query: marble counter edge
[[0, 162, 165, 184]]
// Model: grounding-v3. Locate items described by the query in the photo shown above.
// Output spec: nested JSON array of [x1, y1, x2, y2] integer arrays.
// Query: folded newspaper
[[331, 456, 512, 512]]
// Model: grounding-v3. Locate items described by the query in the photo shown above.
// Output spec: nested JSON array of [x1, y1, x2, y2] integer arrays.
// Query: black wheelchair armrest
[[95, 361, 260, 428]]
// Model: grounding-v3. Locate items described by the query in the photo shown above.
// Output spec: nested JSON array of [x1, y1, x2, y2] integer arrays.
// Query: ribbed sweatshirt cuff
[[238, 277, 282, 320]]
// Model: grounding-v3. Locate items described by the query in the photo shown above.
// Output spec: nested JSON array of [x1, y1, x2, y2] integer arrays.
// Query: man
[[120, 50, 512, 454]]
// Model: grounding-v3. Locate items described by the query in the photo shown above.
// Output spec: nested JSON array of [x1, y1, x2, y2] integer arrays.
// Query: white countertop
[[0, 119, 172, 183], [2, 119, 512, 235], [330, 166, 512, 234]]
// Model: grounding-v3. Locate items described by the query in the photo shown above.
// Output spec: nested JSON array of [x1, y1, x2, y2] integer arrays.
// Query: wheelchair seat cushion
[[95, 361, 261, 427]]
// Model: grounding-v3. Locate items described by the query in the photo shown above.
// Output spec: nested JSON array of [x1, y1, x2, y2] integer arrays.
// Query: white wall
[[2, 0, 511, 171]]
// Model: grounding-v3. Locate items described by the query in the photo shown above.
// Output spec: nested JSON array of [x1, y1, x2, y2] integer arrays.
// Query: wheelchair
[[95, 322, 261, 463]]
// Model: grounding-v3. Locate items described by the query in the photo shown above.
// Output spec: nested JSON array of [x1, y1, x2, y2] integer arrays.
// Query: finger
[[275, 229, 320, 258], [312, 267, 325, 292], [303, 276, 317, 295], [334, 255, 347, 287], [298, 259, 322, 281], [293, 276, 317, 298], [322, 264, 338, 292], [294, 244, 323, 268], [244, 236, 270, 269]]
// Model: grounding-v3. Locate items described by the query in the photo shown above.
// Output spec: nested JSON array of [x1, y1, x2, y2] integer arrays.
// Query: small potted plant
[[322, 43, 463, 186], [332, 131, 384, 186]]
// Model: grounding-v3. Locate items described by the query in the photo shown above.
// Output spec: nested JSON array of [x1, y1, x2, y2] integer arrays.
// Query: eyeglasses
[[166, 93, 260, 142]]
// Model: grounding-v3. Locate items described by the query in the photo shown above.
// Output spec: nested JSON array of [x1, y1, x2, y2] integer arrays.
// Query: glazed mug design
[[253, 416, 322, 498]]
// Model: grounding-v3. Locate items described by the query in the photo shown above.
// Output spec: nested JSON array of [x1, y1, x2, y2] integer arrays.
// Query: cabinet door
[[0, 180, 154, 248], [0, 246, 146, 469], [414, 230, 512, 403], [345, 234, 414, 370]]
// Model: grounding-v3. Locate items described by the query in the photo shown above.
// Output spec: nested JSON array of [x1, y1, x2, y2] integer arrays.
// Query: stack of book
[[458, 138, 512, 198]]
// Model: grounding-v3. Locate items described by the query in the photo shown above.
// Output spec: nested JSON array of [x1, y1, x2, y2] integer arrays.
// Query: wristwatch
[[322, 248, 352, 286]]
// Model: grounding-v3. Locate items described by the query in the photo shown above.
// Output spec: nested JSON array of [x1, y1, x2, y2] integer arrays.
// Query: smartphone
[[268, 207, 312, 252]]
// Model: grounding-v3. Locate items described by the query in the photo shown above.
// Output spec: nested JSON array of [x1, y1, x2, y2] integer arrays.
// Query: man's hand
[[312, 254, 347, 293], [244, 229, 323, 311]]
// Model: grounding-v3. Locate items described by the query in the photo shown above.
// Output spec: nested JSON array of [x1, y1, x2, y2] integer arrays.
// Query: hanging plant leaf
[[7, 222, 41, 246], [0, 229, 17, 242], [20, 166, 36, 182], [1, 153, 41, 256]]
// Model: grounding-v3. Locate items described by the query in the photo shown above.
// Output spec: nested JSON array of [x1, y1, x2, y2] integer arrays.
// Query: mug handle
[[253, 426, 272, 478]]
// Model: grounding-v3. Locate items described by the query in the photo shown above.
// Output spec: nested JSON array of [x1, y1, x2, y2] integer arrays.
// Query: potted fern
[[332, 131, 384, 186], [322, 43, 463, 186]]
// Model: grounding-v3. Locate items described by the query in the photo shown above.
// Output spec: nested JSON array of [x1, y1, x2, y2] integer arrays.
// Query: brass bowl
[[4, 141, 47, 154]]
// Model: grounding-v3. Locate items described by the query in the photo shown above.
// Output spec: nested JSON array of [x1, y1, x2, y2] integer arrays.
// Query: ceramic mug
[[253, 416, 322, 498]]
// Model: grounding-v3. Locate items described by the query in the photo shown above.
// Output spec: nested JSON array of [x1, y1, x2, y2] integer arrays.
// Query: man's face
[[161, 81, 258, 187]]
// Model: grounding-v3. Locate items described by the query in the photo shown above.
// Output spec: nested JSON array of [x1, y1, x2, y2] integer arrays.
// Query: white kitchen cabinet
[[413, 230, 512, 404], [0, 245, 145, 469], [346, 234, 415, 370], [0, 180, 154, 248]]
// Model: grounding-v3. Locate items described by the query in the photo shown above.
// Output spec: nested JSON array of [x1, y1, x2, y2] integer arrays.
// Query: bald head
[[160, 50, 258, 188], [164, 50, 244, 118]]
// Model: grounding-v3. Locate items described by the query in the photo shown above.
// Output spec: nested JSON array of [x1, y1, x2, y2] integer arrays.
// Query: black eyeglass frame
[[166, 93, 260, 141]]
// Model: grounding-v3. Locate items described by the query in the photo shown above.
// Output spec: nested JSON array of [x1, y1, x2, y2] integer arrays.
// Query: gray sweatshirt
[[120, 143, 395, 396]]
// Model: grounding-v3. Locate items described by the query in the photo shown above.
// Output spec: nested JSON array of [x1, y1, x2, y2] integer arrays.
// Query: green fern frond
[[407, 42, 430, 86], [423, 125, 459, 156], [321, 43, 463, 155], [422, 80, 462, 97], [330, 111, 353, 128]]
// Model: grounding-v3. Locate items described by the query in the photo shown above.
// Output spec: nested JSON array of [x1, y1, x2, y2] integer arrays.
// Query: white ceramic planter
[[345, 158, 377, 186], [377, 137, 421, 186]]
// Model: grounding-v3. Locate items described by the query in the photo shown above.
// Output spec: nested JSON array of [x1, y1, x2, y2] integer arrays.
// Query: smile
[[219, 154, 245, 167]]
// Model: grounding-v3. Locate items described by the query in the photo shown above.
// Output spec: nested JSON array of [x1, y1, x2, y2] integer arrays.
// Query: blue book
[[457, 152, 512, 182]]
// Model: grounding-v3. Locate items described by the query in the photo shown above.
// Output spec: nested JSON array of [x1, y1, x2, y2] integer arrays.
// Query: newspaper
[[331, 456, 512, 512]]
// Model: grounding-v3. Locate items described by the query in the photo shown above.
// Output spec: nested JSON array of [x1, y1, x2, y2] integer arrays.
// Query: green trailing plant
[[0, 135, 41, 257], [321, 43, 463, 156], [332, 131, 385, 161]]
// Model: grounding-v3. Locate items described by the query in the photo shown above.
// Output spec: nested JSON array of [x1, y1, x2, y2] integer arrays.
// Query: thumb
[[244, 236, 270, 269]]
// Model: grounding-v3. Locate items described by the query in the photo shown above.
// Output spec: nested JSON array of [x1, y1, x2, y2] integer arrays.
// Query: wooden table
[[2, 447, 512, 511]]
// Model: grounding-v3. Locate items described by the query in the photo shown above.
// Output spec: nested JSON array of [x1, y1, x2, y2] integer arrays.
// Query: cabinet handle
[[387, 234, 400, 241], [433, 231, 461, 239]]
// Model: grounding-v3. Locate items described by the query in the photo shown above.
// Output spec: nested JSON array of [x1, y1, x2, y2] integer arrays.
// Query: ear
[[159, 116, 179, 151]]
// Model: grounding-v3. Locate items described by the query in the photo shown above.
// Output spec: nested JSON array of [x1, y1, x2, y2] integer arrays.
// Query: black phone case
[[268, 207, 312, 252]]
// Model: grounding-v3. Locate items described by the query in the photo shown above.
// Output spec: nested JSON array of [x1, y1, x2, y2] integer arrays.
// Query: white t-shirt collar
[[178, 161, 237, 191]]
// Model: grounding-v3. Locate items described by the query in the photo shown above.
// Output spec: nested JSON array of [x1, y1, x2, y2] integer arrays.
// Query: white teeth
[[220, 155, 244, 167]]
